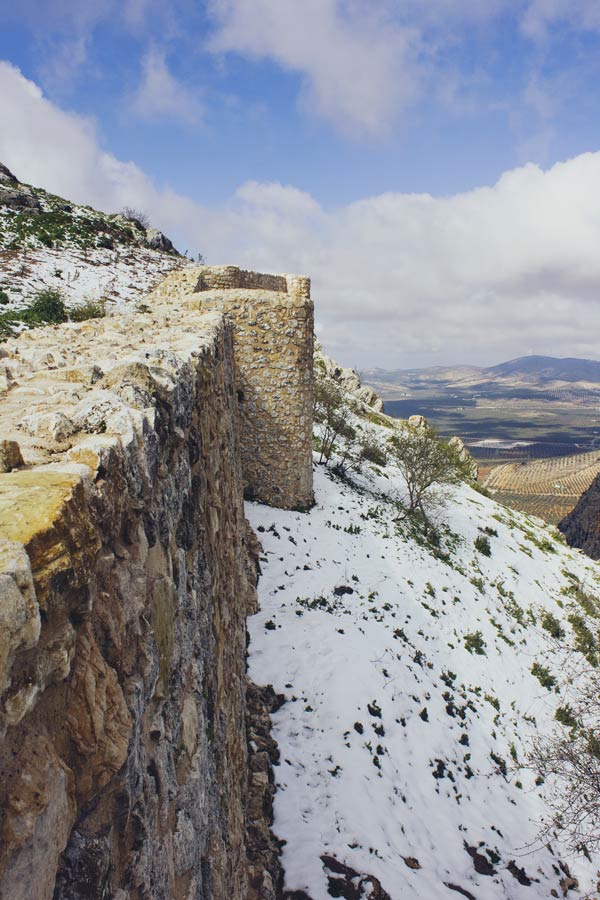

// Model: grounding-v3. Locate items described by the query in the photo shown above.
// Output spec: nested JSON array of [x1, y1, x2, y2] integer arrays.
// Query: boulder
[[0, 163, 17, 184], [0, 182, 42, 212], [0, 441, 24, 473], [145, 227, 175, 253]]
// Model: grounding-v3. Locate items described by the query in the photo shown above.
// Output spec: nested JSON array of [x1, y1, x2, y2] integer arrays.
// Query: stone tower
[[151, 265, 315, 510]]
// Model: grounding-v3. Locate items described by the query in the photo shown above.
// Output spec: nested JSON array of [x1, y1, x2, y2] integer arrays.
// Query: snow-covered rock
[[315, 344, 385, 413]]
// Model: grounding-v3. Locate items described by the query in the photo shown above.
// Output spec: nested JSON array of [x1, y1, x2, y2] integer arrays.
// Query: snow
[[0, 244, 186, 312], [247, 453, 600, 899]]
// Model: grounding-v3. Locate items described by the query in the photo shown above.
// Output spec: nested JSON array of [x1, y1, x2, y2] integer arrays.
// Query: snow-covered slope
[[247, 451, 600, 898]]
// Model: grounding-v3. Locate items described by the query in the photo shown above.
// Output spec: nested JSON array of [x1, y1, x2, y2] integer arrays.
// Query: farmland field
[[479, 450, 600, 524], [363, 359, 600, 524], [382, 396, 600, 462]]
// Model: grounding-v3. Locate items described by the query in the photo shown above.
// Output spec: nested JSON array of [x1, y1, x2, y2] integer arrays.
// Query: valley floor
[[247, 460, 600, 899]]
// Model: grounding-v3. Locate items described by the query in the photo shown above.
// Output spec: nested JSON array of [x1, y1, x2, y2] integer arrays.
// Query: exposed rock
[[0, 735, 76, 900], [0, 181, 42, 212], [445, 884, 477, 900], [449, 435, 479, 480], [315, 343, 384, 414], [507, 859, 534, 885], [0, 439, 24, 473], [0, 542, 40, 699], [321, 855, 392, 900], [19, 411, 75, 442], [559, 473, 600, 559], [464, 841, 497, 876], [146, 226, 175, 253], [0, 162, 18, 183]]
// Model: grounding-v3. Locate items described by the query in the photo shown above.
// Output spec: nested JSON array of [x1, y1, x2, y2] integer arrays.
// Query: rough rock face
[[0, 177, 42, 211], [0, 162, 17, 183], [559, 473, 600, 559], [315, 344, 384, 414], [145, 227, 176, 253], [0, 304, 280, 899]]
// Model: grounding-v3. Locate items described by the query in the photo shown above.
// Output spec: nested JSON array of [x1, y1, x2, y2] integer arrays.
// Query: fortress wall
[[0, 264, 315, 897], [0, 309, 259, 900]]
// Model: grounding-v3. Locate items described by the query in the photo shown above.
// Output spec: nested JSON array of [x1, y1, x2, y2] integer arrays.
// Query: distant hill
[[362, 354, 600, 394], [488, 355, 600, 384]]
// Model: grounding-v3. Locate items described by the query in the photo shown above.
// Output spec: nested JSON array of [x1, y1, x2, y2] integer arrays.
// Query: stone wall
[[150, 265, 314, 510], [0, 308, 259, 900]]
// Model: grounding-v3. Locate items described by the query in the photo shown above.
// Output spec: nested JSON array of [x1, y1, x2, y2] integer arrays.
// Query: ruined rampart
[[0, 268, 313, 899]]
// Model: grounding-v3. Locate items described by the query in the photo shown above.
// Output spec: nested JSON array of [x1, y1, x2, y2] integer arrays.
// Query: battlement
[[195, 265, 311, 300]]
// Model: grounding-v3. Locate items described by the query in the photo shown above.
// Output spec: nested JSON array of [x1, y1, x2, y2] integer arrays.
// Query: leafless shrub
[[121, 207, 150, 230]]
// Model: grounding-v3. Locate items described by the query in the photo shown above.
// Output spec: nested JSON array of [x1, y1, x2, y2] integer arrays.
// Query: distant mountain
[[362, 354, 600, 395], [487, 355, 600, 384]]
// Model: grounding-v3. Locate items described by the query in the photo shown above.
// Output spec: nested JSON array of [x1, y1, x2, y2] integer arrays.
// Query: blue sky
[[2, 0, 600, 367]]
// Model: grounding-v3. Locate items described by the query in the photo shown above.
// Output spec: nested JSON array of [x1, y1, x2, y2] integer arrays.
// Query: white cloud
[[205, 156, 600, 368], [0, 61, 207, 247], [132, 47, 203, 125], [209, 0, 418, 138], [3, 61, 600, 369]]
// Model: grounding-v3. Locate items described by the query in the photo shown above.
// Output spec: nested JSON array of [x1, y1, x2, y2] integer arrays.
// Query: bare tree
[[121, 207, 151, 230], [314, 377, 356, 466], [525, 651, 600, 854], [388, 420, 471, 518]]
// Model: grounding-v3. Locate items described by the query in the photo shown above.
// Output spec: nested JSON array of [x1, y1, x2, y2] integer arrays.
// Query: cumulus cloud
[[200, 157, 600, 367], [209, 0, 418, 137], [3, 61, 600, 369], [0, 61, 207, 246], [132, 47, 203, 125]]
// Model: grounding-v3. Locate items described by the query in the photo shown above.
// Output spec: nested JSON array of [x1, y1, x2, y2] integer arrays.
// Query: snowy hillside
[[247, 432, 600, 898], [0, 162, 190, 314]]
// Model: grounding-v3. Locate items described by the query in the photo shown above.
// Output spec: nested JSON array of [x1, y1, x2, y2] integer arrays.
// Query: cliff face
[[0, 271, 312, 899], [559, 473, 600, 559]]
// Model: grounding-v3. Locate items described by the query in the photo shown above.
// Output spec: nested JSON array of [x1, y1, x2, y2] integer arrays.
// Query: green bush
[[541, 611, 565, 640], [0, 290, 8, 305], [474, 534, 492, 556], [69, 298, 106, 321], [531, 662, 556, 690], [555, 705, 578, 729], [21, 289, 67, 324], [464, 630, 486, 655], [359, 436, 388, 467]]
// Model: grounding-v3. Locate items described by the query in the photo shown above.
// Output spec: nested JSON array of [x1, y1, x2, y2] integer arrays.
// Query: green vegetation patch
[[531, 662, 556, 690], [0, 288, 106, 340]]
